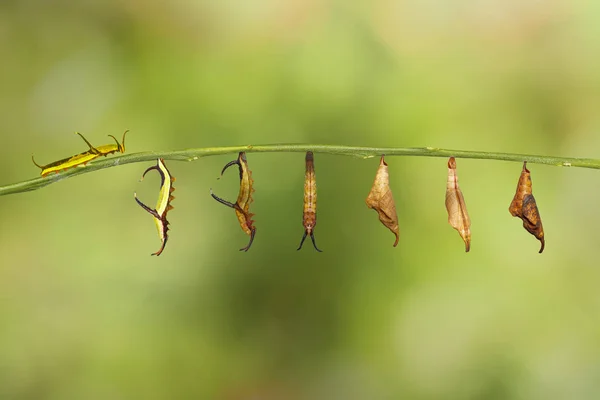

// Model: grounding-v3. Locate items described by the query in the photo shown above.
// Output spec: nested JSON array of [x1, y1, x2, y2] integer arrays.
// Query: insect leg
[[140, 165, 168, 187], [153, 236, 168, 257], [220, 159, 241, 177], [134, 193, 160, 218], [239, 227, 256, 252], [107, 135, 121, 152], [210, 189, 237, 209], [75, 132, 101, 155], [310, 232, 323, 252], [297, 231, 308, 250], [141, 165, 159, 179], [31, 155, 44, 169], [120, 130, 129, 153]]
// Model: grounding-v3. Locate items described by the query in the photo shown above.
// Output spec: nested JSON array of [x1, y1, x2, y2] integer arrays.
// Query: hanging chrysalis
[[134, 158, 176, 256], [509, 161, 545, 253], [366, 155, 400, 247], [32, 130, 129, 177], [445, 157, 471, 252], [298, 151, 322, 251], [211, 152, 256, 252]]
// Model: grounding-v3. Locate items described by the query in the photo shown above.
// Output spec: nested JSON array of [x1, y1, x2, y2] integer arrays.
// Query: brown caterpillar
[[298, 151, 322, 252], [211, 152, 256, 252]]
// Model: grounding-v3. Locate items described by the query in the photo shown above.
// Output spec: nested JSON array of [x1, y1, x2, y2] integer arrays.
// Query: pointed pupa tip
[[448, 157, 456, 169], [379, 154, 387, 166], [393, 233, 399, 247], [523, 161, 530, 173], [538, 237, 545, 254]]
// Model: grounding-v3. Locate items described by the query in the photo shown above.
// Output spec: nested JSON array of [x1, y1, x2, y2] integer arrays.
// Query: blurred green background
[[2, 1, 600, 399]]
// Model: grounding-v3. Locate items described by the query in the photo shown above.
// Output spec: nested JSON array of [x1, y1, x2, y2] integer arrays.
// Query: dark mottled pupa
[[134, 158, 175, 256], [211, 152, 256, 251], [509, 161, 545, 253]]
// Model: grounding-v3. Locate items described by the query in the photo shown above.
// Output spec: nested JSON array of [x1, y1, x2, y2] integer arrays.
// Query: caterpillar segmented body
[[32, 130, 128, 177], [298, 151, 322, 252], [211, 152, 256, 252], [134, 158, 176, 256]]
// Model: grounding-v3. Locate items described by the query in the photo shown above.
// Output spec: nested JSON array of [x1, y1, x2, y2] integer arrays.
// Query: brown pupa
[[445, 157, 471, 252], [509, 161, 545, 253], [366, 155, 399, 247]]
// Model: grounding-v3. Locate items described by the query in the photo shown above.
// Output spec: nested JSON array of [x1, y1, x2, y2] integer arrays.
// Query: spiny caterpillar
[[32, 130, 128, 177], [134, 158, 175, 256], [211, 152, 256, 252], [298, 151, 322, 252]]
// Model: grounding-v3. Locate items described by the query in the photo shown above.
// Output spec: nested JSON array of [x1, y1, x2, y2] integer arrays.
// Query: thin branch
[[2, 144, 599, 197]]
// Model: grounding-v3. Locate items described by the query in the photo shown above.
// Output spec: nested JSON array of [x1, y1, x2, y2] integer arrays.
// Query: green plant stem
[[2, 144, 599, 197]]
